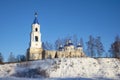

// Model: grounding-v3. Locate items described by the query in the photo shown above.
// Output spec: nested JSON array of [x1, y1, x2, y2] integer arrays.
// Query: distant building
[[27, 13, 85, 60]]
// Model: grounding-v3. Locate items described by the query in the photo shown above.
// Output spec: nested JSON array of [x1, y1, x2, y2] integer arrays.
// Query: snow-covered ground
[[0, 58, 120, 80]]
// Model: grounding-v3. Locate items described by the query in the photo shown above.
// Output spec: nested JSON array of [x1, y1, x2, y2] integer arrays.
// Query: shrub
[[17, 61, 31, 68], [12, 67, 49, 78]]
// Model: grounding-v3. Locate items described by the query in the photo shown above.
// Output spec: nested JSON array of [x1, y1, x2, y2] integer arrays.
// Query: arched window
[[35, 36, 38, 42], [35, 28, 38, 31]]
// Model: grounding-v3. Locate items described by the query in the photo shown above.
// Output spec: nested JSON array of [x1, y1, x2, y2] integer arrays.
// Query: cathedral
[[27, 13, 85, 60]]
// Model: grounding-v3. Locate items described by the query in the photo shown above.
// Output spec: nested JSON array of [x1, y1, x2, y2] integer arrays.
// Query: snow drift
[[0, 58, 120, 80]]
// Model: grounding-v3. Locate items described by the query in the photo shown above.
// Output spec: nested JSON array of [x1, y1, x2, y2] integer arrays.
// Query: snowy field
[[0, 58, 120, 80]]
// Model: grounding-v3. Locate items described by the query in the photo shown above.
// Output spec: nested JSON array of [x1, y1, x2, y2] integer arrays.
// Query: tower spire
[[33, 12, 39, 24], [35, 12, 38, 17]]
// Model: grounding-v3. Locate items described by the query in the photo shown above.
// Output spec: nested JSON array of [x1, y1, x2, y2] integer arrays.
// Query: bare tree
[[95, 36, 104, 57], [54, 38, 63, 50], [63, 35, 72, 45], [0, 52, 4, 63], [54, 35, 84, 51], [8, 52, 16, 62], [42, 41, 53, 50], [17, 55, 26, 62], [42, 42, 47, 50], [86, 35, 95, 57], [80, 38, 84, 48], [54, 35, 72, 50], [72, 34, 78, 47], [110, 35, 120, 58]]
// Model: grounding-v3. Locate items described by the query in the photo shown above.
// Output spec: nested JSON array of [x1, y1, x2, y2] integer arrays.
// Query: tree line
[[0, 35, 120, 63], [0, 52, 26, 63], [43, 35, 120, 58]]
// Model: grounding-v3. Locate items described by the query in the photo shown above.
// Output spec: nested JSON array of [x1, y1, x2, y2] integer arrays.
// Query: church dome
[[58, 45, 64, 51], [68, 39, 73, 46], [64, 39, 74, 47], [77, 43, 82, 47], [68, 43, 73, 46], [33, 12, 39, 24]]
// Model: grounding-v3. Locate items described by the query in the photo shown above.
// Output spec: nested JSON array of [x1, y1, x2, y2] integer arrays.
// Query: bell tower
[[30, 13, 42, 48], [27, 13, 43, 60]]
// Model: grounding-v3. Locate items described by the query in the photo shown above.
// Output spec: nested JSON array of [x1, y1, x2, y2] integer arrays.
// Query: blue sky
[[0, 0, 120, 61]]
